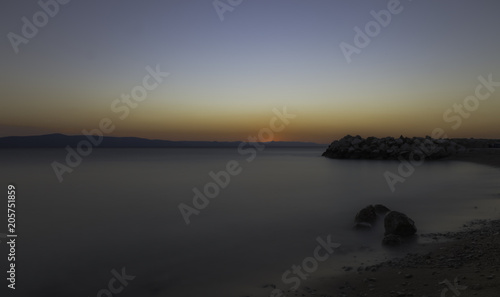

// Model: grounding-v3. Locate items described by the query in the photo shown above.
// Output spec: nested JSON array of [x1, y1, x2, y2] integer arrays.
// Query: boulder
[[374, 204, 391, 214], [384, 211, 417, 236], [400, 143, 412, 152], [355, 205, 377, 223], [352, 138, 363, 145]]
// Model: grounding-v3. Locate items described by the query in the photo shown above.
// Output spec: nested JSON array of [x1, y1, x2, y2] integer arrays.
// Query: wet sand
[[319, 219, 500, 297]]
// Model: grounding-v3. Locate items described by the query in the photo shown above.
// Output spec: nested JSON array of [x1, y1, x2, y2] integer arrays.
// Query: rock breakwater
[[322, 135, 465, 160]]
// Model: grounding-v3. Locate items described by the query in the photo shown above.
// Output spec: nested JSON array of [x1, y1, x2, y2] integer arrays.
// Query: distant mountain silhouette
[[0, 134, 326, 148]]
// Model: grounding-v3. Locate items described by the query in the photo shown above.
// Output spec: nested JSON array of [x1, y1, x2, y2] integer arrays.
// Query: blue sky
[[1, 0, 500, 142]]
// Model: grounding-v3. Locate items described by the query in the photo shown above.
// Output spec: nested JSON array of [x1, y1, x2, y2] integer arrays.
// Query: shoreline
[[283, 151, 500, 297], [270, 219, 500, 297], [317, 219, 500, 297]]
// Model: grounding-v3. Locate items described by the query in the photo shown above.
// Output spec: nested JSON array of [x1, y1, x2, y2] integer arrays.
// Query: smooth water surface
[[0, 148, 499, 297]]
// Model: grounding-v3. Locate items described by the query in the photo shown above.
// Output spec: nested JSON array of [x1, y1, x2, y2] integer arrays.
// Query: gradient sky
[[1, 0, 500, 143]]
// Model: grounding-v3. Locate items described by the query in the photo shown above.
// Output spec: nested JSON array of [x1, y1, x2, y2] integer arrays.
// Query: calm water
[[0, 148, 499, 297]]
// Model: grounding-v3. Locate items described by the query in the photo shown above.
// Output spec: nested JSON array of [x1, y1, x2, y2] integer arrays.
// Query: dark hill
[[0, 134, 326, 148]]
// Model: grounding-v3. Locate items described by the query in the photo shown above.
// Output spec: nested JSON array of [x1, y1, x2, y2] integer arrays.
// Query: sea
[[0, 147, 499, 297]]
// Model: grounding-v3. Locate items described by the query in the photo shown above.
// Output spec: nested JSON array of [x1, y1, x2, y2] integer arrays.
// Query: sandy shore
[[265, 221, 500, 297], [281, 152, 500, 297], [314, 219, 500, 297]]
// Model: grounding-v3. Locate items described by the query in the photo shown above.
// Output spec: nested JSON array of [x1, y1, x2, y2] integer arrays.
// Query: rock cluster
[[354, 205, 417, 246], [323, 135, 465, 160], [335, 219, 500, 297]]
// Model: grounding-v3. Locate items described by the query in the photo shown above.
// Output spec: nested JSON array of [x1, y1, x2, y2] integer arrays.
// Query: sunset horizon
[[2, 1, 500, 143]]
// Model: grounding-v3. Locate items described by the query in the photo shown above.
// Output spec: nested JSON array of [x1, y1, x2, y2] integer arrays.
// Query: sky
[[1, 0, 500, 143]]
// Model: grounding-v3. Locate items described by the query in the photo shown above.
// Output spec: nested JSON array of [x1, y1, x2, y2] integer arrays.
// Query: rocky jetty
[[322, 135, 465, 160]]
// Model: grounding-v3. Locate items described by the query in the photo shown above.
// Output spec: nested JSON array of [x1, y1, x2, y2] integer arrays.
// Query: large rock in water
[[384, 211, 417, 236], [355, 205, 377, 223], [374, 204, 390, 214]]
